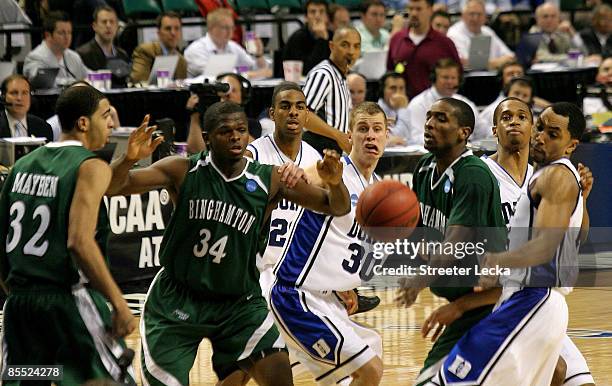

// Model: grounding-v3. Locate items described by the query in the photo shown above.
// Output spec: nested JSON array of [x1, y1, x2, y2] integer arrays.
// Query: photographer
[[186, 73, 262, 153]]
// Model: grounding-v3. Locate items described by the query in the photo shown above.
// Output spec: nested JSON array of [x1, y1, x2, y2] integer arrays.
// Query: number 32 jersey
[[0, 142, 98, 287], [274, 155, 379, 292]]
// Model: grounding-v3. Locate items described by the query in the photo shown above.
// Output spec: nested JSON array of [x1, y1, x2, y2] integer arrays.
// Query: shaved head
[[332, 26, 360, 42]]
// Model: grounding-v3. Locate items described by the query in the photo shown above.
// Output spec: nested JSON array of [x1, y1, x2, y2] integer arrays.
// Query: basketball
[[356, 180, 420, 241]]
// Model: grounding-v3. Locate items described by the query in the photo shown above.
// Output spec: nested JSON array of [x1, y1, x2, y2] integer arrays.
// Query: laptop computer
[[30, 67, 59, 90], [148, 55, 180, 85], [468, 35, 492, 71], [355, 50, 387, 80], [203, 53, 238, 78]]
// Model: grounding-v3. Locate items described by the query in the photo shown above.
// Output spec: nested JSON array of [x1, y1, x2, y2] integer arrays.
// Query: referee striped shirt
[[303, 59, 352, 134]]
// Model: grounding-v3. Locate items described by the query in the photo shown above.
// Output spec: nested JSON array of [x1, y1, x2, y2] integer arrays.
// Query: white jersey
[[481, 155, 534, 227], [274, 155, 380, 292], [502, 158, 583, 291], [247, 135, 321, 270]]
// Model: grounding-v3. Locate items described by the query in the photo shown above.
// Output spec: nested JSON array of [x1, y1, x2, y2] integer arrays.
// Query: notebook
[[356, 50, 388, 80], [30, 67, 59, 90], [148, 55, 180, 84], [204, 53, 238, 77]]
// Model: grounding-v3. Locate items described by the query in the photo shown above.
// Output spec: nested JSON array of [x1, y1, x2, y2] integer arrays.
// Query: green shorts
[[414, 305, 493, 386], [140, 269, 285, 385], [1, 284, 134, 386]]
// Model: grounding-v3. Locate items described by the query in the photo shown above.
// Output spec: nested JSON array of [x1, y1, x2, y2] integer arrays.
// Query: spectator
[[579, 4, 611, 59], [517, 3, 584, 65], [475, 75, 534, 138], [329, 4, 351, 32], [302, 27, 361, 154], [184, 8, 270, 79], [387, 0, 460, 98], [356, 0, 390, 52], [76, 5, 130, 88], [23, 11, 89, 88], [283, 0, 332, 76], [0, 75, 53, 142], [583, 57, 612, 116], [395, 58, 478, 144], [129, 12, 187, 84], [431, 10, 451, 35], [377, 72, 409, 125], [347, 72, 368, 106], [187, 73, 262, 153], [447, 0, 515, 69], [195, 0, 243, 45], [497, 60, 551, 111]]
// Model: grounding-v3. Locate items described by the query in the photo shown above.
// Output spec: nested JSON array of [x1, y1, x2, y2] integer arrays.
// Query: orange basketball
[[356, 180, 420, 241]]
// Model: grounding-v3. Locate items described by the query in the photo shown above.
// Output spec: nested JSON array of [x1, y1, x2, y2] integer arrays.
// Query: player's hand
[[336, 290, 358, 315], [336, 132, 352, 154], [278, 161, 309, 188], [125, 115, 163, 162], [578, 163, 593, 201], [389, 94, 409, 110], [476, 253, 500, 290], [317, 149, 343, 186], [112, 306, 137, 338], [422, 302, 463, 342], [395, 278, 423, 308]]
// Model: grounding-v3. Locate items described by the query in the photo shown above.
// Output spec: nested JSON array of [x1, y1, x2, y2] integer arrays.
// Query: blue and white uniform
[[429, 158, 583, 386], [482, 156, 593, 386], [246, 135, 321, 299], [269, 155, 383, 385]]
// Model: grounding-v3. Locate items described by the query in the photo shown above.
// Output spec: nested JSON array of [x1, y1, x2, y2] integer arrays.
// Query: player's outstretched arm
[[271, 150, 350, 216], [106, 115, 188, 196], [578, 163, 593, 243], [303, 113, 351, 154], [68, 159, 136, 338], [485, 166, 580, 269]]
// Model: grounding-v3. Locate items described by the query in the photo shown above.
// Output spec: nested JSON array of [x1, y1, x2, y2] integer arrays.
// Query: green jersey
[[0, 142, 97, 288], [412, 150, 506, 301], [159, 152, 273, 298]]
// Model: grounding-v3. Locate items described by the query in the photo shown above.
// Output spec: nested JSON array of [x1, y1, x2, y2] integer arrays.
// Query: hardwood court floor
[[126, 287, 612, 385]]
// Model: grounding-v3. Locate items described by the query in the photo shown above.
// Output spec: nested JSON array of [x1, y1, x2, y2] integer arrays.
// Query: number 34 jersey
[[160, 152, 273, 298], [247, 135, 321, 271], [0, 142, 98, 287], [274, 155, 379, 292]]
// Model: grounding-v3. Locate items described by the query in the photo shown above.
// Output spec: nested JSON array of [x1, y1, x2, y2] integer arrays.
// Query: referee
[[303, 26, 361, 155]]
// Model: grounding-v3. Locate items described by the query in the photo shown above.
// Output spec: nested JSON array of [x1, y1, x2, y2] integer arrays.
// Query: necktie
[[548, 36, 558, 54], [14, 121, 27, 137]]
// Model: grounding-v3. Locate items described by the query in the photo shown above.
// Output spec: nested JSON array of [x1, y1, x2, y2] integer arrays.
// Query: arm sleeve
[[130, 45, 154, 83], [23, 52, 44, 79], [184, 41, 209, 77], [448, 165, 497, 227]]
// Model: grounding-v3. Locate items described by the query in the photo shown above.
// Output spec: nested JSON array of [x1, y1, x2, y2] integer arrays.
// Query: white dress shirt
[[5, 109, 28, 137], [184, 34, 258, 77], [394, 86, 480, 145], [447, 20, 513, 64]]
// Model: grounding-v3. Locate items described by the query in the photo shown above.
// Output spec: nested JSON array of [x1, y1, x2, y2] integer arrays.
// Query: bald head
[[536, 3, 560, 33], [347, 73, 367, 105], [330, 27, 361, 75]]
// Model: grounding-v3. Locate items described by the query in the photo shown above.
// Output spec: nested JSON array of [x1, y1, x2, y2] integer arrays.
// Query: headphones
[[429, 59, 465, 89], [378, 72, 405, 99], [216, 72, 252, 105], [1, 74, 31, 106]]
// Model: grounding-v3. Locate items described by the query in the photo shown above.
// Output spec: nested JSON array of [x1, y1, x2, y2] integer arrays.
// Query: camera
[[189, 80, 230, 115]]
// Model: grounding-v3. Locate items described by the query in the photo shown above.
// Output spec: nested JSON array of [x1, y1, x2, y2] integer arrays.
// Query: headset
[[0, 74, 31, 107], [216, 72, 252, 105], [429, 58, 464, 90]]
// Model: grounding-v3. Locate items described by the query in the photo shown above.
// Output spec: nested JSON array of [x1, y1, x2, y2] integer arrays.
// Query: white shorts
[[428, 288, 568, 386], [561, 335, 594, 386], [269, 283, 382, 385]]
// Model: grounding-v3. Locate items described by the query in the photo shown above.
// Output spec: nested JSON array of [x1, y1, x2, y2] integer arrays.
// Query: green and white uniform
[[411, 150, 506, 385], [0, 141, 134, 385], [140, 152, 285, 385]]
